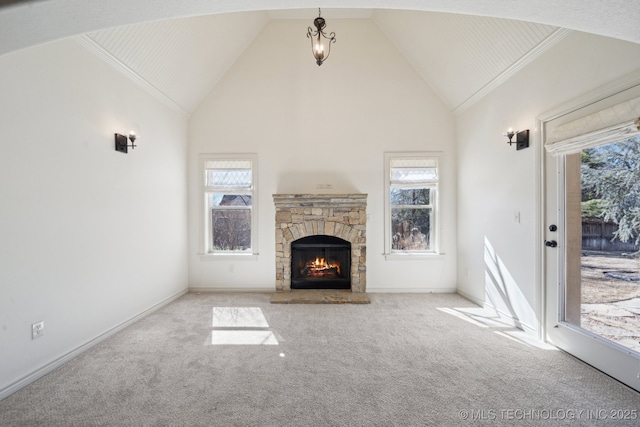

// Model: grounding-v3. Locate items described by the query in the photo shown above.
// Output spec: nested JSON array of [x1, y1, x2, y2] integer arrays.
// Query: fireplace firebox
[[291, 235, 351, 289]]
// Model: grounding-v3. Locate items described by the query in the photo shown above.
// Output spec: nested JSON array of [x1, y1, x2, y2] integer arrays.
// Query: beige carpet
[[270, 289, 371, 304], [1, 292, 639, 426]]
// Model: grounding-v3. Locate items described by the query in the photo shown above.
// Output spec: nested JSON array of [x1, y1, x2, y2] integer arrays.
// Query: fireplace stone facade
[[273, 194, 367, 292]]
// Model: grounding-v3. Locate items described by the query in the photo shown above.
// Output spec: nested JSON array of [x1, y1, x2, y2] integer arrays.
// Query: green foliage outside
[[581, 198, 605, 218], [581, 136, 640, 244]]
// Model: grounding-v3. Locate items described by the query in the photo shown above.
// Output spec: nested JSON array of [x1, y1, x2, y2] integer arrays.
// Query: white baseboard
[[189, 287, 272, 293], [0, 289, 188, 401], [367, 287, 456, 293], [456, 289, 484, 305]]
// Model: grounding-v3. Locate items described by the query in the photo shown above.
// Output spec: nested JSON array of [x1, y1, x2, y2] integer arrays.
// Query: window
[[201, 154, 257, 255], [384, 152, 440, 256]]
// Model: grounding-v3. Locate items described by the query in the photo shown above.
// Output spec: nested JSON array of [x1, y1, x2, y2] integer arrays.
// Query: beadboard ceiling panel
[[268, 8, 373, 20], [86, 11, 269, 113], [81, 9, 563, 115], [373, 10, 559, 111]]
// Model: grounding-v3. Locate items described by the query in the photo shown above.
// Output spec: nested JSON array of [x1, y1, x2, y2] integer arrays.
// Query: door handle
[[545, 240, 558, 248]]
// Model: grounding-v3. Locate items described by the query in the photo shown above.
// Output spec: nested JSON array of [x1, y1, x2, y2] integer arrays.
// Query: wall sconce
[[307, 8, 336, 66], [114, 132, 137, 153], [504, 128, 529, 150]]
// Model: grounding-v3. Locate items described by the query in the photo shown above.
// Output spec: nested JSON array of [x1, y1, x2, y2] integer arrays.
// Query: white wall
[[456, 32, 640, 333], [189, 19, 457, 292], [0, 39, 189, 395]]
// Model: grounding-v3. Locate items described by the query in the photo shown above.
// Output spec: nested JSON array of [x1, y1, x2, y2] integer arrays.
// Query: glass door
[[566, 138, 640, 352], [545, 136, 640, 392]]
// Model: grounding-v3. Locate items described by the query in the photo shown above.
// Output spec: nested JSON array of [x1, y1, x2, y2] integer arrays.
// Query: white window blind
[[545, 96, 640, 156], [205, 160, 253, 189], [390, 158, 438, 184]]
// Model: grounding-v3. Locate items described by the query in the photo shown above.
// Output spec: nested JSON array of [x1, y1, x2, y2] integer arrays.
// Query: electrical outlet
[[32, 321, 44, 339]]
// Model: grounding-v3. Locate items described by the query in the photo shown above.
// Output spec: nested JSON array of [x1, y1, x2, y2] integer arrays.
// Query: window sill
[[384, 253, 445, 261], [198, 253, 259, 261]]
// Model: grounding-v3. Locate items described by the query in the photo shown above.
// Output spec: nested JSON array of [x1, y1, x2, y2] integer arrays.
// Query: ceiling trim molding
[[538, 69, 640, 124], [453, 28, 573, 116], [74, 35, 189, 118]]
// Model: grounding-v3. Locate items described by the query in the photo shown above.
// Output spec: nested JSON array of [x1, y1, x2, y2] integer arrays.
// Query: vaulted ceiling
[[2, 1, 639, 116], [78, 9, 562, 115]]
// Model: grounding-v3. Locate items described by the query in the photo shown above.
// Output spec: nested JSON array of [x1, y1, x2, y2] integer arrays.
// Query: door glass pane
[[566, 136, 640, 353]]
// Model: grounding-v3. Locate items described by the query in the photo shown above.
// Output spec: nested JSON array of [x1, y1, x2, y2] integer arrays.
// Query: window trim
[[199, 153, 258, 258], [384, 152, 442, 259]]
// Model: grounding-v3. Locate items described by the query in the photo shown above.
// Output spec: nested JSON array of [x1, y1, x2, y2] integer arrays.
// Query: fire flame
[[304, 257, 340, 276]]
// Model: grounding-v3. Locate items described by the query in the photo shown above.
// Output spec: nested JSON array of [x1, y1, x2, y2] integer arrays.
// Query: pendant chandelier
[[306, 8, 336, 66]]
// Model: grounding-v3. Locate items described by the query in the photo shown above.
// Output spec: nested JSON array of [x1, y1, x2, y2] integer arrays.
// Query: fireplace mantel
[[273, 194, 367, 293], [273, 194, 368, 208]]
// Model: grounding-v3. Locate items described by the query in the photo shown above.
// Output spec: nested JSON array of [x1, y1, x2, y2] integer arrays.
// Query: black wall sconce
[[115, 132, 137, 153], [504, 128, 529, 150]]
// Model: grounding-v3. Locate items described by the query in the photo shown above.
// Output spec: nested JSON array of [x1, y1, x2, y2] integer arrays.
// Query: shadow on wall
[[484, 236, 537, 333]]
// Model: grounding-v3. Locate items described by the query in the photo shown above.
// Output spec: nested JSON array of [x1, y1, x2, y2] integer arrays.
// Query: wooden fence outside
[[582, 218, 640, 252]]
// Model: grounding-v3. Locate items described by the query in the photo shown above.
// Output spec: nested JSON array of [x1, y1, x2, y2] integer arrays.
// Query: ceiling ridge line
[[73, 34, 189, 118], [453, 27, 573, 115]]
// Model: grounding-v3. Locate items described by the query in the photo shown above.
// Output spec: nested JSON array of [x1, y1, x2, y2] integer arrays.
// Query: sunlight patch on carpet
[[211, 330, 279, 345], [212, 307, 269, 328], [495, 330, 557, 350], [436, 307, 489, 328], [438, 307, 557, 350], [450, 306, 520, 328], [209, 307, 278, 346]]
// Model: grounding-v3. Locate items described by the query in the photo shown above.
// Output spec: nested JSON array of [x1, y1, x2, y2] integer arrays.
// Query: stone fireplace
[[273, 194, 367, 293]]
